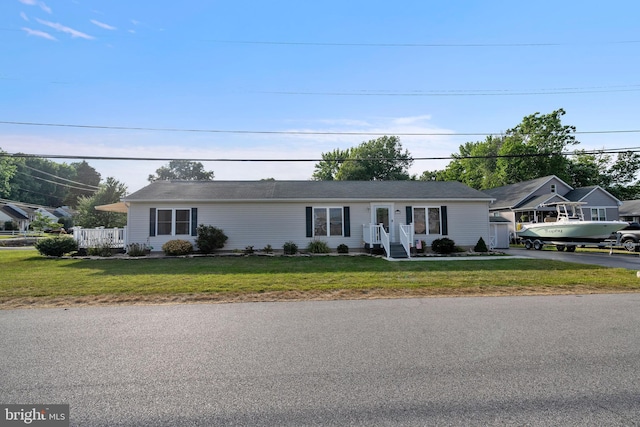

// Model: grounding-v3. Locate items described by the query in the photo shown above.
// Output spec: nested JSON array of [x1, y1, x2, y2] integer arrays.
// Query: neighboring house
[[0, 203, 74, 231], [619, 200, 640, 223], [484, 175, 622, 236], [123, 180, 494, 257], [0, 203, 31, 231]]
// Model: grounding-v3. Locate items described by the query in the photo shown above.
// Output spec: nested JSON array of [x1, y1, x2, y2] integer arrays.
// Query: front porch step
[[388, 243, 409, 259]]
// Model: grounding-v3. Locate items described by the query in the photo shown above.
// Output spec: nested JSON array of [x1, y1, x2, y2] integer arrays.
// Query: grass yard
[[1, 249, 639, 308]]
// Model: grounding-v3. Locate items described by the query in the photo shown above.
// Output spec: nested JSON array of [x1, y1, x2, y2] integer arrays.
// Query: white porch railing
[[380, 225, 390, 258], [363, 223, 383, 246], [72, 227, 127, 249], [399, 223, 414, 258]]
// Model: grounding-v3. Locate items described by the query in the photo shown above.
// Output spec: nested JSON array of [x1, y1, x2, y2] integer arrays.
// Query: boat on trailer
[[516, 202, 628, 251]]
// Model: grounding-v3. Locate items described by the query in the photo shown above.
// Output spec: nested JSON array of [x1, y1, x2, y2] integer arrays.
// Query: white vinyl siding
[[126, 200, 491, 251]]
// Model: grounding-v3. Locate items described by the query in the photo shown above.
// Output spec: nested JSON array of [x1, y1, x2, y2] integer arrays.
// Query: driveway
[[503, 246, 640, 270]]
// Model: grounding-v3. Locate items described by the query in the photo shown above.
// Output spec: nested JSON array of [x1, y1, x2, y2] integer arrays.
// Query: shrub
[[431, 237, 456, 254], [474, 237, 489, 253], [283, 241, 298, 255], [162, 239, 193, 256], [337, 243, 349, 254], [35, 236, 78, 257], [88, 242, 114, 257], [307, 239, 330, 254], [244, 245, 254, 255], [262, 244, 273, 253], [195, 225, 228, 254], [127, 243, 150, 257]]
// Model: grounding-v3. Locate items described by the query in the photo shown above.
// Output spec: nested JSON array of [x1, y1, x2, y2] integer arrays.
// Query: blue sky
[[1, 0, 639, 193]]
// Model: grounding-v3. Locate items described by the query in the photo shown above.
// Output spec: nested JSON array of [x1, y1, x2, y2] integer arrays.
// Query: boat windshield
[[557, 204, 584, 221]]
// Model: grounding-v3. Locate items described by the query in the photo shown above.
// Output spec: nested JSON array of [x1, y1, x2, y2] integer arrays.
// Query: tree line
[[1, 108, 638, 229], [312, 109, 640, 200]]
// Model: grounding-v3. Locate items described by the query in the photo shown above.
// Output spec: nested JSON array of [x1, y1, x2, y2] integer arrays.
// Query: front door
[[372, 204, 393, 241]]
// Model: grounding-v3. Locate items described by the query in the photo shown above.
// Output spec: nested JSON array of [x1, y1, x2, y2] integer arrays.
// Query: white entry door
[[372, 204, 394, 241]]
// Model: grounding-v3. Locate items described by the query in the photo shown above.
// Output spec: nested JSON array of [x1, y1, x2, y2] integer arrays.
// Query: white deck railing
[[363, 224, 383, 246], [379, 226, 390, 258], [72, 227, 127, 249], [399, 223, 413, 258]]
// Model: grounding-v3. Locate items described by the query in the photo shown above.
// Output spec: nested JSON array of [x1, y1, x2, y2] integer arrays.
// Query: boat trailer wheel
[[533, 240, 544, 250], [524, 240, 533, 250]]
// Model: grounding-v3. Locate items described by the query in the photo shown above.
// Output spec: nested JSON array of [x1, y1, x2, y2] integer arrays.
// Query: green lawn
[[1, 249, 638, 308]]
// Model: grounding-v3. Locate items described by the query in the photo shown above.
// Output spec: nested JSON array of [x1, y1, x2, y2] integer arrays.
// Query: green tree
[[30, 212, 57, 232], [64, 161, 101, 208], [148, 160, 214, 182], [495, 108, 577, 185], [75, 177, 128, 228], [426, 109, 578, 189], [7, 156, 77, 206], [312, 136, 413, 181], [312, 148, 351, 181], [0, 148, 17, 197]]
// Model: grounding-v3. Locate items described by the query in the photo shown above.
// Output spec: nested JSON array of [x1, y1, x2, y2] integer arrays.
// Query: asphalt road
[[2, 295, 640, 426], [503, 246, 640, 270]]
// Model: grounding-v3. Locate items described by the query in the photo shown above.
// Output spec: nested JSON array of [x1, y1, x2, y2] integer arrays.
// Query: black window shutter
[[149, 208, 156, 237], [343, 206, 350, 237], [441, 206, 448, 235], [406, 206, 412, 225], [191, 208, 198, 236], [305, 207, 313, 237]]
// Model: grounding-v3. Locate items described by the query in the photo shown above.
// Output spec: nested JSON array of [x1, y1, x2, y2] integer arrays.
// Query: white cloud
[[22, 27, 56, 41], [392, 115, 433, 125], [36, 18, 94, 40], [18, 0, 51, 14], [0, 115, 462, 191], [90, 19, 117, 30], [20, 12, 29, 21]]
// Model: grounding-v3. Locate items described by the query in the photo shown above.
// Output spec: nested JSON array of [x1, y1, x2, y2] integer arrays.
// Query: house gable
[[484, 175, 571, 211]]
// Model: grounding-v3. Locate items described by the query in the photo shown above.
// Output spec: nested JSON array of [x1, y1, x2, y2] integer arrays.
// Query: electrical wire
[[21, 164, 100, 190], [1, 120, 640, 136], [2, 148, 639, 163]]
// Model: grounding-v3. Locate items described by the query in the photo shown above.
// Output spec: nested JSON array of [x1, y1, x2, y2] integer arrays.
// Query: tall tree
[[75, 177, 128, 228], [0, 148, 17, 198], [148, 160, 214, 182], [312, 136, 413, 181], [7, 156, 77, 206], [64, 161, 101, 208], [425, 109, 578, 189]]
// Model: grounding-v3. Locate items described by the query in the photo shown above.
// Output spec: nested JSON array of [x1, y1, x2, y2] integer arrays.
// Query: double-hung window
[[314, 207, 343, 237], [413, 207, 441, 235], [590, 208, 606, 221], [156, 208, 192, 236]]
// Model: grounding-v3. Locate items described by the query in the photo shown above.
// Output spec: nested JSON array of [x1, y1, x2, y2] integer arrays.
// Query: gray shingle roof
[[124, 180, 493, 202], [620, 200, 640, 216], [483, 176, 558, 209], [563, 186, 596, 202]]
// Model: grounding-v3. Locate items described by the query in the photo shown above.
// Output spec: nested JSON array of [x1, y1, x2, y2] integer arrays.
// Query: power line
[[15, 169, 98, 192], [204, 39, 640, 47], [2, 120, 640, 136], [255, 84, 640, 97], [3, 148, 639, 163], [21, 164, 100, 191]]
